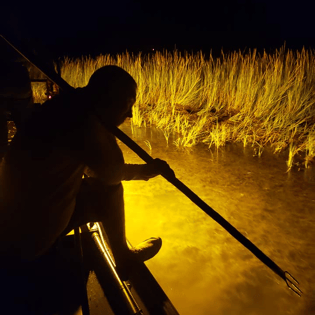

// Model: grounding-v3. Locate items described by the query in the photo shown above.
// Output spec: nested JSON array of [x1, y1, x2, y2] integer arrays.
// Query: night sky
[[1, 0, 315, 58]]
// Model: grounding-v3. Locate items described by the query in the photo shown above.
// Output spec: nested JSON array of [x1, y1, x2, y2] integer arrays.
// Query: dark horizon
[[2, 0, 315, 58]]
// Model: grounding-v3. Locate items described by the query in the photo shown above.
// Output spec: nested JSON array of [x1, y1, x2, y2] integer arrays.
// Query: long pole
[[107, 127, 302, 297], [107, 126, 286, 279], [0, 34, 301, 296]]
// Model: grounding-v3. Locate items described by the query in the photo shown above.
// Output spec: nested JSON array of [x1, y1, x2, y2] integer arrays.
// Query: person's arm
[[82, 115, 175, 184], [123, 159, 175, 181]]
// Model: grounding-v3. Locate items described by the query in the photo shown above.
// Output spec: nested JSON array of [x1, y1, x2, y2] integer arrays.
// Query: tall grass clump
[[32, 47, 315, 170]]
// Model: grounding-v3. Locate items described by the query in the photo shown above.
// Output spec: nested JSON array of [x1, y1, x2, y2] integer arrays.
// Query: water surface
[[120, 122, 315, 315]]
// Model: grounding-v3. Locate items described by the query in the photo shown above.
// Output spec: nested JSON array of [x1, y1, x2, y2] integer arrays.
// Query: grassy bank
[[32, 48, 315, 170]]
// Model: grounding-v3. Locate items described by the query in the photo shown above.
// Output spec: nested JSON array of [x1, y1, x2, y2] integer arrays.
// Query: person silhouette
[[0, 65, 174, 273], [0, 65, 175, 313]]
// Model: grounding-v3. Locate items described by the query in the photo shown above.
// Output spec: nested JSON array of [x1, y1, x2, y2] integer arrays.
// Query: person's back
[[0, 86, 128, 261], [0, 89, 85, 260], [0, 67, 169, 314]]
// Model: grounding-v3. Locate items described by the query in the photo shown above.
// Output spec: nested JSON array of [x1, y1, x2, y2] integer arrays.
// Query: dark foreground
[[0, 222, 179, 315]]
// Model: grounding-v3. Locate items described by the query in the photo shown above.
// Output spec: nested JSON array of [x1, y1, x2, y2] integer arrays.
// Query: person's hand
[[142, 158, 176, 180]]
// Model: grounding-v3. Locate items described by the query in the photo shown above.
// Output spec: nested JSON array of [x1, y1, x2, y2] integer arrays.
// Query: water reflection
[[120, 123, 315, 315]]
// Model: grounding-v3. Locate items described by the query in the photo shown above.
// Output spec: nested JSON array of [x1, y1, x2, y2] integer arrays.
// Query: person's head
[[86, 65, 137, 126]]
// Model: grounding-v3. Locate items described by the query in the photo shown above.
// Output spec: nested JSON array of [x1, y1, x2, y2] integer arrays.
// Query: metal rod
[[90, 229, 143, 314]]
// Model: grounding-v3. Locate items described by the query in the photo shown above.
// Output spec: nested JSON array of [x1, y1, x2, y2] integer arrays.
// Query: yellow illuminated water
[[120, 123, 315, 315], [5, 121, 315, 314]]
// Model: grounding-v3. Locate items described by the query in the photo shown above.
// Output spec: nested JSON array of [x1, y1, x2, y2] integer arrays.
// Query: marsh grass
[[32, 48, 315, 170]]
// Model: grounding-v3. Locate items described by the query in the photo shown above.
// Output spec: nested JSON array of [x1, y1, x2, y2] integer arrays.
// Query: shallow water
[[120, 122, 315, 315]]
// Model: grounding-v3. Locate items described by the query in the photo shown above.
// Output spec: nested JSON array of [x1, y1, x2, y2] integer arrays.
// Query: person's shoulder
[[41, 87, 84, 108], [24, 88, 89, 137]]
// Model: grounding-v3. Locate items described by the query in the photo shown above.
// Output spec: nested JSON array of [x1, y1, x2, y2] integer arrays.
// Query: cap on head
[[87, 65, 137, 107]]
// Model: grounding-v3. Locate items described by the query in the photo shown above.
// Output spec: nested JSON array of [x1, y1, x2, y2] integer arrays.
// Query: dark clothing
[[1, 234, 86, 315], [0, 177, 124, 315], [0, 112, 7, 156], [0, 88, 148, 261]]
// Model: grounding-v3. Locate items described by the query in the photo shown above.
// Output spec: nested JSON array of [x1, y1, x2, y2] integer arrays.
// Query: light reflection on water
[[120, 122, 315, 315], [5, 121, 314, 314]]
